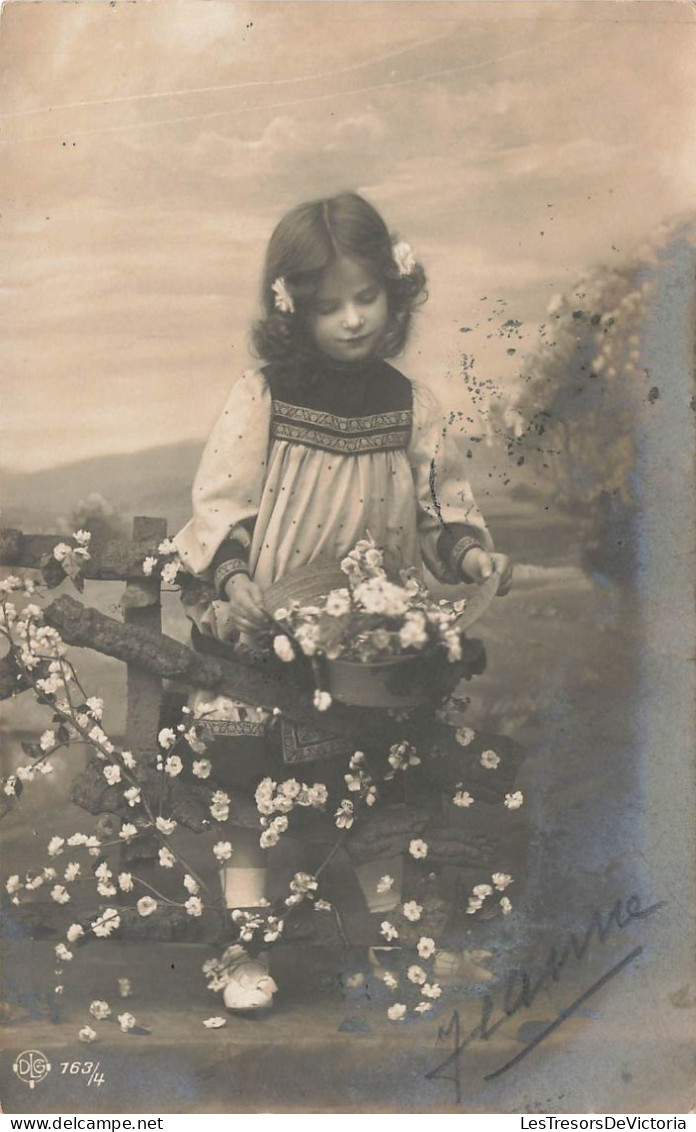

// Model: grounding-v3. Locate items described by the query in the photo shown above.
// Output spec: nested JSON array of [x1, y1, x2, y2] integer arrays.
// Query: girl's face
[[308, 256, 389, 364]]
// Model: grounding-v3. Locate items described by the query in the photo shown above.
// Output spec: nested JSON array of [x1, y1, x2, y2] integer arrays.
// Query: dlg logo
[[13, 1049, 52, 1089]]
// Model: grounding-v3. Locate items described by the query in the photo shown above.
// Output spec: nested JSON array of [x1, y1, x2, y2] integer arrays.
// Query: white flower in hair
[[272, 276, 294, 314], [392, 240, 416, 277]]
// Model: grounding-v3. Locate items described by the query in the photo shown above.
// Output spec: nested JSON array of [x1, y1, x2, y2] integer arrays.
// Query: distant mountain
[[1, 441, 204, 535]]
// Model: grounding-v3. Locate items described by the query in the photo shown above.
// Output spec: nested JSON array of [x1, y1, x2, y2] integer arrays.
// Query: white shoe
[[432, 948, 493, 983], [221, 947, 278, 1012]]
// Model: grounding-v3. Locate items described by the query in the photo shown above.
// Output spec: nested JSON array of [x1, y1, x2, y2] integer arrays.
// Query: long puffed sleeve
[[407, 382, 494, 584], [174, 370, 272, 582]]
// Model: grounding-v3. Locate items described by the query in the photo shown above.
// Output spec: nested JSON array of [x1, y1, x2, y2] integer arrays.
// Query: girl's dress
[[174, 355, 495, 758]]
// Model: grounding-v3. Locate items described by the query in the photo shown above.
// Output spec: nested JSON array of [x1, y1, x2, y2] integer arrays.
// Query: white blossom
[[158, 847, 175, 869], [79, 1026, 98, 1043], [137, 896, 157, 917], [392, 240, 416, 276], [91, 910, 120, 938], [185, 896, 203, 917], [213, 841, 233, 862], [334, 799, 354, 829], [492, 872, 513, 891], [325, 589, 351, 617], [192, 759, 212, 779], [380, 920, 399, 942], [142, 556, 158, 577], [40, 730, 57, 752], [55, 943, 74, 961], [66, 924, 84, 943], [89, 1000, 111, 1020], [119, 823, 137, 840], [5, 875, 21, 895], [202, 1016, 227, 1029], [158, 728, 177, 750], [155, 816, 176, 835], [164, 754, 183, 777], [473, 883, 493, 899], [421, 983, 442, 1000], [51, 885, 71, 904], [500, 896, 513, 915], [387, 1003, 407, 1021], [381, 971, 399, 989], [47, 836, 65, 857], [64, 862, 81, 882], [408, 839, 428, 860], [289, 872, 318, 895], [161, 560, 181, 586], [103, 765, 122, 786], [480, 749, 501, 770], [183, 874, 199, 895], [403, 901, 423, 922], [455, 727, 476, 747], [86, 697, 104, 720], [271, 276, 294, 313], [123, 786, 141, 807], [118, 872, 134, 892], [407, 965, 427, 985], [453, 789, 474, 808], [504, 791, 524, 809], [417, 937, 436, 959], [117, 1012, 136, 1032], [313, 689, 332, 712], [259, 827, 279, 849]]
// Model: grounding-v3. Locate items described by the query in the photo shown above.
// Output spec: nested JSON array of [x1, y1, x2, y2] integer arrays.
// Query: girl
[[175, 191, 512, 1009]]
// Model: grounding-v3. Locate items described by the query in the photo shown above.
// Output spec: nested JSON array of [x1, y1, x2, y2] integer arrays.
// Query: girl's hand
[[460, 548, 513, 597], [217, 574, 272, 638]]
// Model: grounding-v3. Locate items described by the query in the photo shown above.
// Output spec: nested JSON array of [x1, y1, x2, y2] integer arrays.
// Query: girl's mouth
[[339, 333, 372, 346]]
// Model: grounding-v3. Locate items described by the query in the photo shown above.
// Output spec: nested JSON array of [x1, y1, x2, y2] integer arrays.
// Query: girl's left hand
[[460, 548, 513, 596]]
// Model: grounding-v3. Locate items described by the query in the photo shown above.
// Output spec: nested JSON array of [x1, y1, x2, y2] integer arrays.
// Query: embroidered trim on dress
[[197, 719, 267, 738], [273, 421, 411, 455], [280, 719, 355, 763], [214, 558, 250, 595], [273, 400, 412, 433], [450, 535, 484, 578]]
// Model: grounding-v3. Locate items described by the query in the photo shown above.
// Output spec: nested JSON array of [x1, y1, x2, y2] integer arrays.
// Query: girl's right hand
[[218, 574, 272, 638]]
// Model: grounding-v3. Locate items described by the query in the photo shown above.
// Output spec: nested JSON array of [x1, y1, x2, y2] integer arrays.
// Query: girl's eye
[[358, 291, 378, 305], [314, 302, 339, 316]]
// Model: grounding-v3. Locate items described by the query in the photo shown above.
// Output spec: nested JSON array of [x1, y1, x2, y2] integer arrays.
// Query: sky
[[1, 0, 695, 471]]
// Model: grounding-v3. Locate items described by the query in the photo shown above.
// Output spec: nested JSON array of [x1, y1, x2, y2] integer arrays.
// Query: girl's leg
[[219, 825, 268, 908]]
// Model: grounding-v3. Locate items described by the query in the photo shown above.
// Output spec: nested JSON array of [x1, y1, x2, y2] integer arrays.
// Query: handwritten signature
[[426, 893, 665, 1103]]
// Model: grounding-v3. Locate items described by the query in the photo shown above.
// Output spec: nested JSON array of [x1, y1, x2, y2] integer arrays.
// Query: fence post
[[124, 517, 167, 757]]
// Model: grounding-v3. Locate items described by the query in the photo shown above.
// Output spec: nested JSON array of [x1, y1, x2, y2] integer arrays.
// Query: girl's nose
[[342, 305, 363, 330]]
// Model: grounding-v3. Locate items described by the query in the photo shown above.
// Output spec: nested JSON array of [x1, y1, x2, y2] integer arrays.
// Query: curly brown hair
[[251, 192, 427, 381]]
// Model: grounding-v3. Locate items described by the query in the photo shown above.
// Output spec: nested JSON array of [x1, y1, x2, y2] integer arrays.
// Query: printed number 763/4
[[60, 1061, 105, 1086]]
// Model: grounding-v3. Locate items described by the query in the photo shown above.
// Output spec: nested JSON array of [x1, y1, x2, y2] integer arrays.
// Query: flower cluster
[[254, 776, 328, 848], [52, 530, 92, 585], [466, 872, 514, 916], [343, 750, 378, 807], [141, 538, 184, 587], [385, 741, 420, 779], [273, 536, 467, 664]]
